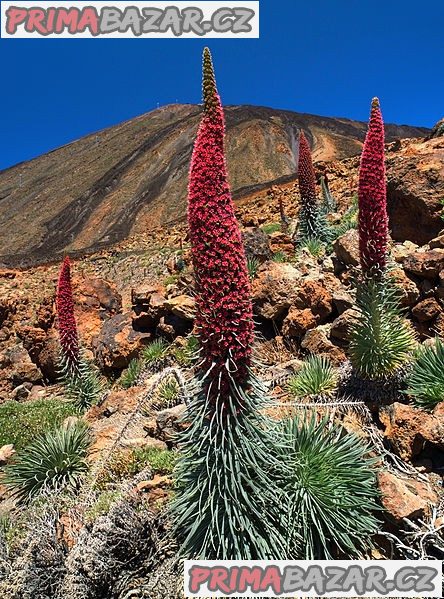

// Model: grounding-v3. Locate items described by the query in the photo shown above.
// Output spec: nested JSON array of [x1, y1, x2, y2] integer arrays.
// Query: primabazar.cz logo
[[184, 560, 442, 597], [0, 1, 259, 38]]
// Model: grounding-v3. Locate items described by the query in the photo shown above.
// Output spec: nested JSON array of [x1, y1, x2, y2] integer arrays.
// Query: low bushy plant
[[280, 415, 380, 559], [288, 355, 338, 399], [272, 251, 287, 263], [119, 358, 142, 389], [142, 338, 169, 367], [303, 237, 326, 258], [332, 196, 358, 239], [153, 378, 181, 410], [171, 335, 199, 366], [405, 338, 444, 409], [0, 398, 78, 451], [96, 447, 177, 489], [261, 222, 281, 235], [3, 421, 91, 503], [247, 256, 260, 280]]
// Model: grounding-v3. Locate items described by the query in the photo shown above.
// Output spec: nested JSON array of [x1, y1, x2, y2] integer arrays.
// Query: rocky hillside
[[0, 129, 443, 598], [0, 104, 428, 267]]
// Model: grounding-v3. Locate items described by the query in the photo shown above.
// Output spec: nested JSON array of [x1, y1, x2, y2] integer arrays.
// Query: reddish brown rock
[[132, 290, 168, 331], [378, 470, 439, 522], [332, 288, 355, 314], [330, 308, 360, 341], [429, 232, 444, 249], [391, 268, 420, 308], [92, 312, 151, 371], [301, 326, 346, 364], [242, 227, 272, 263], [268, 231, 294, 254], [74, 277, 123, 347], [386, 138, 444, 245], [251, 262, 303, 320], [164, 295, 195, 321], [333, 229, 360, 267], [4, 343, 43, 386], [403, 249, 444, 280], [282, 307, 317, 338], [294, 280, 333, 321], [412, 298, 442, 322], [380, 402, 444, 462]]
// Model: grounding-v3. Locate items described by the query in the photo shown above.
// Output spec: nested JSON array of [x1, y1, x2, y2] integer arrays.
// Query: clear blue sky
[[0, 0, 442, 170]]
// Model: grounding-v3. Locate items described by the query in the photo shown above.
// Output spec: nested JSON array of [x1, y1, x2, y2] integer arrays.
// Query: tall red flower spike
[[298, 131, 317, 207], [56, 256, 80, 369], [188, 48, 254, 399], [295, 131, 319, 239], [358, 97, 388, 275]]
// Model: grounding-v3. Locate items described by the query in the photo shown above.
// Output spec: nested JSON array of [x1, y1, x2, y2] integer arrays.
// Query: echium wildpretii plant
[[294, 131, 330, 246], [348, 98, 416, 387], [56, 256, 103, 410], [57, 256, 80, 374], [170, 48, 286, 560], [358, 97, 389, 277]]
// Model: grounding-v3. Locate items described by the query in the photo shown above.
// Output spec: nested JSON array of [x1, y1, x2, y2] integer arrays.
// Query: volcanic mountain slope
[[0, 104, 428, 266]]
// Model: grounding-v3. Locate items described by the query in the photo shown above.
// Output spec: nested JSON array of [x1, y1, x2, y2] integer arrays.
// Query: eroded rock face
[[412, 298, 442, 322], [301, 325, 346, 364], [378, 470, 439, 523], [386, 138, 444, 245], [93, 313, 151, 371], [242, 227, 272, 263], [403, 249, 444, 280], [3, 343, 43, 386], [251, 262, 303, 320], [330, 308, 360, 341], [132, 285, 168, 331], [333, 229, 360, 267], [74, 277, 123, 347], [380, 402, 444, 463], [282, 307, 317, 338]]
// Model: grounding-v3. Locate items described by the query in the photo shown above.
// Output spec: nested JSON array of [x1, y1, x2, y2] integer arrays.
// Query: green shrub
[[138, 447, 177, 475], [405, 338, 444, 409], [0, 513, 28, 552], [119, 358, 142, 389], [3, 421, 91, 503], [272, 251, 287, 263], [0, 398, 78, 451], [349, 278, 416, 380], [153, 378, 181, 410], [280, 415, 380, 559], [142, 338, 169, 366], [163, 274, 179, 287], [96, 447, 177, 489], [288, 355, 338, 399], [171, 335, 199, 366], [303, 237, 326, 258], [247, 256, 260, 280], [85, 490, 122, 522], [261, 222, 281, 235]]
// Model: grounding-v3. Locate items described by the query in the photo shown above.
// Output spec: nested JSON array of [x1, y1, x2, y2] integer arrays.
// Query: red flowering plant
[[56, 256, 102, 410], [170, 48, 285, 560], [347, 98, 416, 388], [358, 98, 389, 276], [294, 131, 330, 246], [56, 256, 80, 373]]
